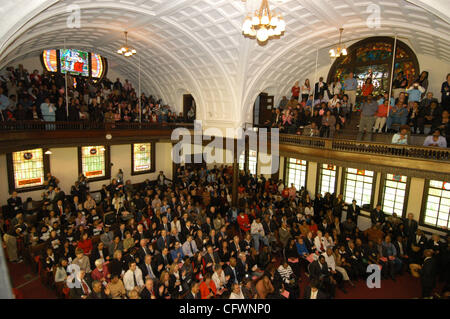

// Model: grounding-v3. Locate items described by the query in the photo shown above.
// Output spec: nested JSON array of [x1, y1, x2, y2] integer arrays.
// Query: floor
[[6, 256, 425, 299]]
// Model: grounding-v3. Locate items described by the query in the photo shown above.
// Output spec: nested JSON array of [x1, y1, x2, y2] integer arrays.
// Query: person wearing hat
[[391, 125, 410, 145]]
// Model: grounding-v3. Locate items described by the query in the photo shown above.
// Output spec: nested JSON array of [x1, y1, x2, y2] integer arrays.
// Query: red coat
[[77, 239, 93, 255], [200, 280, 217, 299], [237, 214, 251, 232]]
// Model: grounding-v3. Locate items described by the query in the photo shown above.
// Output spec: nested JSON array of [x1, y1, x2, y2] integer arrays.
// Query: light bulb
[[257, 27, 269, 42], [342, 48, 347, 56], [261, 14, 269, 25], [268, 28, 275, 37], [329, 49, 336, 57], [278, 17, 286, 32], [274, 26, 281, 36], [131, 49, 136, 54], [252, 15, 260, 26], [270, 16, 278, 27], [117, 49, 123, 54], [249, 28, 256, 37], [242, 18, 252, 33]]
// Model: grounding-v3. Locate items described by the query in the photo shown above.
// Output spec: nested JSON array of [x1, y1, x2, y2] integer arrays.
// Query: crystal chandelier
[[241, 0, 286, 43], [117, 31, 137, 57], [329, 28, 348, 58]]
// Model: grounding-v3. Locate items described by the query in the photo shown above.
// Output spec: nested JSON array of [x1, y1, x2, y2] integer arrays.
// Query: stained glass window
[[42, 50, 58, 72], [80, 146, 107, 179], [343, 168, 374, 206], [319, 164, 337, 195], [381, 174, 407, 216], [423, 180, 450, 229], [132, 143, 153, 174], [327, 37, 419, 99], [11, 149, 45, 189], [285, 158, 307, 190]]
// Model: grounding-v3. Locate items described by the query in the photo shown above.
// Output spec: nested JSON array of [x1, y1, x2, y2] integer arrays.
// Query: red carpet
[[6, 260, 57, 299]]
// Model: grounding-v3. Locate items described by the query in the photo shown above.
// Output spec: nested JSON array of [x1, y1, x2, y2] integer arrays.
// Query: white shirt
[[314, 236, 327, 253], [251, 221, 265, 236], [123, 268, 144, 292], [305, 207, 314, 216], [310, 288, 318, 299], [322, 253, 336, 271], [212, 271, 226, 290], [229, 290, 245, 299]]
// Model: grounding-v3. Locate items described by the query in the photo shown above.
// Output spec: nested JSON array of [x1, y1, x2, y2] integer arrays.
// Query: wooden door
[[258, 93, 274, 126]]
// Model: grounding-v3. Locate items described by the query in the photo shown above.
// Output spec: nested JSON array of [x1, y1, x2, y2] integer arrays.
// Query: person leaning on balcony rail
[[391, 125, 410, 145], [423, 128, 447, 148]]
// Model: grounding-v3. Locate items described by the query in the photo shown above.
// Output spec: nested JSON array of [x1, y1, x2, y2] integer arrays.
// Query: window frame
[[7, 148, 50, 193], [283, 157, 309, 190], [77, 145, 111, 182], [239, 149, 258, 175], [131, 142, 156, 176], [316, 163, 339, 196], [420, 179, 450, 231], [378, 173, 410, 218], [341, 167, 376, 207]]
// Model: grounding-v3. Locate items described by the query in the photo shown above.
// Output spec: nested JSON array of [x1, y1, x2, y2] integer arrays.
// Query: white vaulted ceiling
[[1, 0, 449, 133]]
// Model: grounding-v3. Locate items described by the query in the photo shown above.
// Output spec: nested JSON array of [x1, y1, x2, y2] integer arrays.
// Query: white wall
[[0, 142, 173, 204]]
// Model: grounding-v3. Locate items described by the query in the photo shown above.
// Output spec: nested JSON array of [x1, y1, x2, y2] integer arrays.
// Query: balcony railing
[[0, 121, 448, 162], [279, 133, 450, 162], [0, 120, 193, 131]]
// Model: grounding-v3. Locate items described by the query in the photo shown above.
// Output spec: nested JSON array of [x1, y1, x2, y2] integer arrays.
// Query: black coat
[[303, 286, 328, 299]]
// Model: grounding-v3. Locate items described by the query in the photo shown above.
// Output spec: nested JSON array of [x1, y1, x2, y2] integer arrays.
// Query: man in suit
[[140, 278, 157, 299], [156, 230, 170, 252], [224, 257, 240, 290], [7, 191, 23, 216], [308, 255, 336, 298], [158, 216, 171, 233], [420, 249, 437, 298], [409, 230, 428, 264], [346, 200, 360, 222], [154, 248, 173, 277], [370, 204, 385, 226], [186, 282, 201, 299], [88, 280, 108, 299], [139, 255, 158, 281], [303, 280, 328, 299], [403, 213, 418, 241], [69, 269, 92, 299], [134, 224, 149, 243], [137, 239, 152, 262], [182, 234, 198, 257], [204, 245, 221, 273]]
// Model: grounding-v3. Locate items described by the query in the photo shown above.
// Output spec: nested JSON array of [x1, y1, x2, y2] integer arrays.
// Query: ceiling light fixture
[[242, 0, 285, 43], [329, 28, 348, 58], [117, 31, 137, 57]]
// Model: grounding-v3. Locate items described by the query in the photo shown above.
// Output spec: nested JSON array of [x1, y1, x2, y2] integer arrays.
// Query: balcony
[[0, 121, 449, 178]]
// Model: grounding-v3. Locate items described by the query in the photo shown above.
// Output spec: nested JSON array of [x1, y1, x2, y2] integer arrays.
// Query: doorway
[[253, 92, 274, 127], [183, 94, 196, 122]]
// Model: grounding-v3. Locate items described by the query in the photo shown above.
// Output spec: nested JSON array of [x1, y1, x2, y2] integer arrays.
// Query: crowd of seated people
[[1, 165, 449, 299], [265, 72, 450, 147], [0, 65, 195, 124]]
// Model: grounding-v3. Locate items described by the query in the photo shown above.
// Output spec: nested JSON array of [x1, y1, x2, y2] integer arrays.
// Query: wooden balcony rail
[[0, 120, 194, 131], [279, 133, 450, 162]]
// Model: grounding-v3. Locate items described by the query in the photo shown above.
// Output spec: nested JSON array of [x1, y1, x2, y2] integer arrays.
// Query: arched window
[[327, 37, 419, 97]]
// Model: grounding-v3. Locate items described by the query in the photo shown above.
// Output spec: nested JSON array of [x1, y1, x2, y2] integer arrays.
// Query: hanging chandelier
[[329, 28, 348, 58], [241, 0, 286, 43], [117, 31, 137, 57]]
